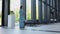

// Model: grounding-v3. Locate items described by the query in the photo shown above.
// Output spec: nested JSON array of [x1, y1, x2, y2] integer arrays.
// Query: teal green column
[[47, 0, 51, 23], [38, 0, 43, 23], [49, 0, 53, 22], [43, 0, 48, 23], [52, 0, 57, 22], [55, 0, 58, 22], [31, 0, 36, 21]]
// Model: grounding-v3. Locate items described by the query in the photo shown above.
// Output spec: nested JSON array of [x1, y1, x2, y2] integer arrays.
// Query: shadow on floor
[[32, 29, 60, 33]]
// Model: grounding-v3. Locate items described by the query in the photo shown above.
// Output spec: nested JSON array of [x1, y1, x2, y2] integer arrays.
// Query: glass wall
[[26, 0, 31, 20], [0, 0, 2, 25], [10, 0, 20, 26], [26, 0, 38, 20], [10, 0, 38, 26], [36, 0, 38, 20]]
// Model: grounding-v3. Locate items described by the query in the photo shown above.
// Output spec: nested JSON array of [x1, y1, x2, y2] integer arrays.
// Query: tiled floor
[[0, 23, 60, 34]]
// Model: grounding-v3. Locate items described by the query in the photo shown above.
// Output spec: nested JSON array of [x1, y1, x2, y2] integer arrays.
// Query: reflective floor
[[0, 23, 60, 34]]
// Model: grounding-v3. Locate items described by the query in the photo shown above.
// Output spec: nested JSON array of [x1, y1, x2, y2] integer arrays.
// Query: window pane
[[26, 0, 31, 20], [0, 0, 2, 25], [36, 0, 38, 20], [10, 0, 20, 26]]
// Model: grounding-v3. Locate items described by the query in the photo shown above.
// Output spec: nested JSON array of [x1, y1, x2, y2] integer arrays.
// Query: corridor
[[0, 23, 60, 34]]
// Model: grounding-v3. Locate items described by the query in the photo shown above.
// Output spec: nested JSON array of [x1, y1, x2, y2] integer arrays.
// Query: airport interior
[[0, 0, 60, 34]]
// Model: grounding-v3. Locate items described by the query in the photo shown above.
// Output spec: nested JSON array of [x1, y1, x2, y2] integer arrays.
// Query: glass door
[[0, 0, 2, 25]]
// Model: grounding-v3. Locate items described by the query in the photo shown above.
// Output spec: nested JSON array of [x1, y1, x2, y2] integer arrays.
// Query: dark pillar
[[47, 0, 51, 23], [52, 0, 57, 22], [38, 0, 43, 23], [49, 0, 53, 22], [43, 0, 48, 23], [2, 0, 10, 26], [55, 0, 58, 22], [57, 0, 60, 22], [31, 0, 36, 21]]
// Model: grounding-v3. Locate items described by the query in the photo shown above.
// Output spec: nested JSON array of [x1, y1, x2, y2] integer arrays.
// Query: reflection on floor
[[0, 23, 60, 34]]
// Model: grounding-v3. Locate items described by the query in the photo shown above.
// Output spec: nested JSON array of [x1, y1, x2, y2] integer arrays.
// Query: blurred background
[[0, 0, 2, 25], [0, 0, 38, 26]]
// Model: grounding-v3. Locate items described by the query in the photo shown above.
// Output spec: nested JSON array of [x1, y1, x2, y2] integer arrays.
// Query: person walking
[[19, 6, 25, 28]]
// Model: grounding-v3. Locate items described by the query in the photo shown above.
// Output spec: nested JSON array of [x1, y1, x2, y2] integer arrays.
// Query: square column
[[2, 0, 10, 26], [56, 0, 59, 22], [52, 0, 57, 22], [31, 0, 36, 21], [49, 0, 53, 22], [38, 0, 43, 23], [43, 0, 48, 23], [57, 0, 60, 22], [47, 0, 51, 23], [55, 0, 58, 22], [41, 0, 49, 24]]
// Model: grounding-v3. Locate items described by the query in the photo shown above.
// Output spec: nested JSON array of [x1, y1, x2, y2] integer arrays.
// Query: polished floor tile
[[0, 23, 60, 34]]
